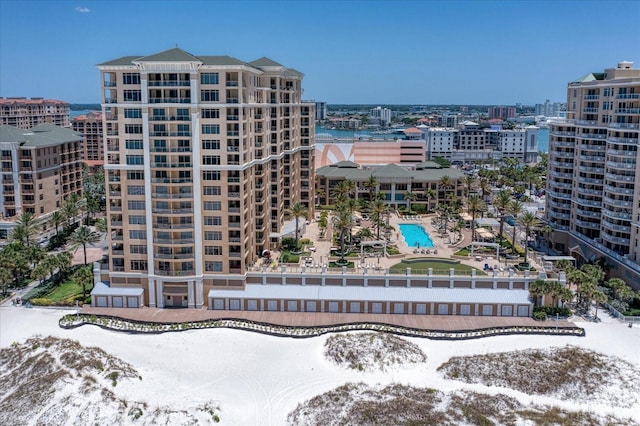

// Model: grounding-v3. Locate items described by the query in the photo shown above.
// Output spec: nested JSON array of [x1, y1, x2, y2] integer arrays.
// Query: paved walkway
[[81, 306, 576, 331]]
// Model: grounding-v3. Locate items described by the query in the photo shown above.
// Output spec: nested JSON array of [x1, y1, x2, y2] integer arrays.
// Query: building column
[[196, 279, 204, 308], [156, 280, 164, 308], [148, 278, 156, 308], [188, 280, 195, 308]]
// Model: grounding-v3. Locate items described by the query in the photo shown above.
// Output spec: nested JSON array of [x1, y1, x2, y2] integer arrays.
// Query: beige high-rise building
[[546, 61, 640, 289], [0, 124, 83, 241], [0, 98, 70, 129], [97, 48, 315, 308], [72, 112, 104, 167]]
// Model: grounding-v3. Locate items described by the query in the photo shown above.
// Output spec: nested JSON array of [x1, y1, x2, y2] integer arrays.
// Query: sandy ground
[[1, 306, 638, 425]]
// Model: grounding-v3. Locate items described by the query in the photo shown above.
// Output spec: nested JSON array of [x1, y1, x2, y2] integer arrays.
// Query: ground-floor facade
[[92, 266, 537, 317]]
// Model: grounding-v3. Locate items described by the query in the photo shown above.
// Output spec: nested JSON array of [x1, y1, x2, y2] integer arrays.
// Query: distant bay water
[[68, 110, 548, 153]]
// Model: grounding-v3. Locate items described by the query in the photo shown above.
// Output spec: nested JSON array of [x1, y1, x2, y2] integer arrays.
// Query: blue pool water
[[399, 224, 435, 248]]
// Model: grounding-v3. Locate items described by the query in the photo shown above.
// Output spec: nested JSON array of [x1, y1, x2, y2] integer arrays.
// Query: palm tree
[[94, 217, 107, 234], [49, 210, 65, 236], [55, 251, 73, 274], [315, 188, 325, 207], [529, 279, 549, 307], [517, 211, 542, 265], [365, 176, 377, 202], [289, 203, 308, 251], [0, 268, 12, 297], [466, 194, 486, 244], [478, 178, 491, 204], [73, 265, 94, 300], [69, 226, 100, 265], [494, 190, 512, 243], [438, 175, 453, 203], [333, 205, 353, 265], [463, 175, 476, 198], [371, 199, 387, 241], [10, 211, 40, 246], [424, 188, 436, 213], [62, 195, 80, 228], [507, 200, 524, 254], [591, 290, 607, 320], [403, 190, 417, 212]]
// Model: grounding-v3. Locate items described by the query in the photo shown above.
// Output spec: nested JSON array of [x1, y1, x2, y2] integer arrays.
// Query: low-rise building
[[1, 98, 70, 129], [72, 111, 104, 168]]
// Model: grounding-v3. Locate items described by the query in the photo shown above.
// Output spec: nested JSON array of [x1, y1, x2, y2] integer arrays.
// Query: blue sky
[[1, 0, 639, 105]]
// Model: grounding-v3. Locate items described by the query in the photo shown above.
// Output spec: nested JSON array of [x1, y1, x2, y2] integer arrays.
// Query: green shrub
[[533, 311, 547, 321], [534, 306, 571, 317], [30, 298, 54, 306]]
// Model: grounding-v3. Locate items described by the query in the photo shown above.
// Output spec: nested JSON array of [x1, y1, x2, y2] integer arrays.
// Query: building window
[[123, 73, 140, 85], [201, 90, 219, 102], [205, 261, 223, 271], [202, 140, 220, 150], [130, 245, 147, 254], [125, 140, 143, 150], [126, 155, 144, 165], [124, 108, 142, 118], [204, 231, 223, 240], [201, 109, 220, 119], [123, 90, 141, 102], [203, 171, 220, 181], [203, 186, 221, 195], [130, 260, 148, 271], [127, 171, 144, 180], [202, 124, 220, 134], [129, 230, 147, 239], [125, 124, 143, 134], [127, 200, 145, 210], [205, 246, 223, 255], [204, 201, 221, 211], [127, 185, 145, 195], [202, 156, 220, 165], [200, 73, 219, 85], [128, 215, 146, 225], [204, 216, 222, 226]]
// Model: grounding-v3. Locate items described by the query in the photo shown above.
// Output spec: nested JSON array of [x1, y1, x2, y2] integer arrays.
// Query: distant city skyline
[[0, 0, 638, 105]]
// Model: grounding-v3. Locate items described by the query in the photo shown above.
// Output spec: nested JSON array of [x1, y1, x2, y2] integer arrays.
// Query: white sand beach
[[1, 306, 639, 424]]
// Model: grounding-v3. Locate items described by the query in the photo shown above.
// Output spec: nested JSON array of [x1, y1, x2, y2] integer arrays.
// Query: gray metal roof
[[96, 56, 140, 66], [0, 124, 82, 147], [316, 161, 464, 182], [209, 284, 532, 305], [250, 57, 284, 67], [135, 47, 202, 63], [92, 281, 144, 296], [199, 55, 249, 66]]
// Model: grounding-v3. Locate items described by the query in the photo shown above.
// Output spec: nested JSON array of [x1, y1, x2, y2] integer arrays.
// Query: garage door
[[349, 302, 360, 313], [229, 299, 241, 310], [328, 302, 339, 313], [415, 303, 427, 315], [501, 305, 513, 316], [517, 305, 530, 317], [96, 296, 107, 307], [393, 303, 404, 314], [482, 305, 493, 316], [459, 304, 471, 316], [127, 297, 139, 308], [267, 300, 278, 311], [437, 304, 449, 315], [287, 301, 298, 311], [213, 299, 224, 310], [247, 300, 258, 311], [371, 302, 383, 314], [306, 301, 317, 312], [112, 297, 123, 308]]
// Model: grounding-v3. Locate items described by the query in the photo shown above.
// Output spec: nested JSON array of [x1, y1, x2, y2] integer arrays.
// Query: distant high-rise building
[[0, 98, 70, 129], [0, 124, 83, 240], [72, 111, 104, 167], [96, 47, 315, 308], [369, 106, 392, 127], [313, 101, 327, 121], [535, 100, 566, 117], [488, 106, 516, 120], [546, 61, 640, 289]]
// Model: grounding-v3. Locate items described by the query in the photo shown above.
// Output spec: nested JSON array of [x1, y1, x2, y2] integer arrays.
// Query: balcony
[[227, 115, 239, 121], [148, 97, 191, 104], [582, 108, 599, 113], [227, 98, 239, 104], [154, 238, 194, 244], [155, 270, 196, 277], [151, 162, 192, 168], [154, 223, 193, 230], [583, 95, 599, 100], [603, 196, 633, 208], [576, 120, 598, 126], [574, 219, 600, 229], [605, 173, 635, 183], [606, 161, 636, 170], [601, 220, 631, 234], [147, 80, 190, 87], [608, 137, 639, 144], [602, 209, 631, 220], [615, 108, 640, 114], [609, 122, 640, 130], [152, 208, 193, 214], [616, 94, 640, 99], [605, 185, 634, 195], [152, 192, 193, 199], [104, 81, 117, 87], [600, 232, 630, 246]]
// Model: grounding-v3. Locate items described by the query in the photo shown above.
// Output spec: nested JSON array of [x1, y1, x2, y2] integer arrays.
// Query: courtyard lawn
[[42, 280, 85, 303], [390, 259, 485, 276]]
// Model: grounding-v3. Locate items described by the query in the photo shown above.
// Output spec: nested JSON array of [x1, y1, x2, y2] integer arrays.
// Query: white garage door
[[349, 302, 360, 313], [112, 297, 123, 308], [482, 305, 493, 316], [459, 304, 471, 316], [247, 300, 258, 311], [229, 299, 241, 310], [96, 296, 107, 307], [501, 305, 513, 317], [415, 304, 427, 315], [328, 302, 339, 313], [517, 305, 530, 317], [287, 301, 298, 311], [437, 304, 449, 315], [127, 297, 139, 308], [267, 300, 278, 311], [213, 299, 224, 310], [306, 301, 317, 312], [372, 302, 383, 314], [393, 303, 404, 314]]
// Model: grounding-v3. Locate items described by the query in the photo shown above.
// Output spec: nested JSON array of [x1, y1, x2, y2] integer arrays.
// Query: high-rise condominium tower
[[546, 61, 640, 288], [97, 48, 315, 308]]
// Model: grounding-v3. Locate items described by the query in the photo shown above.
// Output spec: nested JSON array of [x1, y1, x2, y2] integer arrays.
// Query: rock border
[[59, 314, 585, 340]]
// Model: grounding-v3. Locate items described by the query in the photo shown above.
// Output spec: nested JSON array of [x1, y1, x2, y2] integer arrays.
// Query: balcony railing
[[148, 98, 191, 104], [616, 94, 640, 99], [609, 122, 640, 130], [147, 80, 190, 87]]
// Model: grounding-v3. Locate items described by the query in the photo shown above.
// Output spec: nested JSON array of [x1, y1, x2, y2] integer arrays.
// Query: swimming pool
[[398, 223, 435, 248]]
